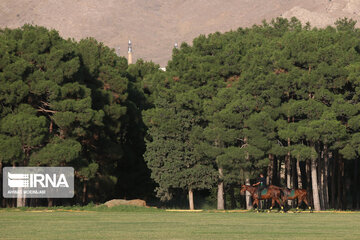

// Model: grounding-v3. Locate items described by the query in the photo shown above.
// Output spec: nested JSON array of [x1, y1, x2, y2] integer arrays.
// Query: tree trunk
[[17, 187, 25, 207], [354, 159, 359, 209], [291, 158, 297, 207], [296, 159, 302, 189], [280, 159, 285, 187], [306, 159, 312, 207], [31, 198, 38, 207], [278, 158, 282, 186], [286, 138, 291, 189], [311, 158, 321, 211], [12, 163, 24, 208], [331, 154, 336, 209], [267, 154, 273, 185], [337, 157, 343, 209], [245, 178, 252, 209], [319, 152, 325, 210], [48, 198, 53, 207], [323, 145, 329, 209], [244, 142, 252, 210], [12, 162, 25, 207], [292, 157, 296, 188], [286, 116, 291, 189], [82, 181, 87, 205], [188, 188, 194, 210], [229, 186, 237, 209], [217, 168, 224, 210], [286, 138, 291, 206], [310, 146, 321, 211], [273, 156, 278, 186], [342, 160, 347, 209]]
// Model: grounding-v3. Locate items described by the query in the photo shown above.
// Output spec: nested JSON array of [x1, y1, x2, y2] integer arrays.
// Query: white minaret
[[128, 40, 133, 64], [116, 47, 121, 56]]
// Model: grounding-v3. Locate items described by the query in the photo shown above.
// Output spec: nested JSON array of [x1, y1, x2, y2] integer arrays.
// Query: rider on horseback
[[253, 173, 266, 199]]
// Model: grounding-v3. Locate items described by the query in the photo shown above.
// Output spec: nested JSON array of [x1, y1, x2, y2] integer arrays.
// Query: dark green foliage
[[2, 17, 360, 209], [144, 17, 360, 209], [0, 25, 153, 205], [144, 81, 217, 201]]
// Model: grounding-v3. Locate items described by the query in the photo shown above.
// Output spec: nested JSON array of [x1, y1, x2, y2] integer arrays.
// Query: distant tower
[[116, 47, 121, 56], [174, 42, 178, 49], [128, 40, 133, 64]]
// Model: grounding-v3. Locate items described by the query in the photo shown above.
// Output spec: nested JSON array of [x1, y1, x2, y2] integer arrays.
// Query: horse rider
[[253, 173, 267, 199]]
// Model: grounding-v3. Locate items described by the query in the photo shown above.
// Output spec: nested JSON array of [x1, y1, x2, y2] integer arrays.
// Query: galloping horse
[[281, 188, 312, 212], [240, 185, 283, 212]]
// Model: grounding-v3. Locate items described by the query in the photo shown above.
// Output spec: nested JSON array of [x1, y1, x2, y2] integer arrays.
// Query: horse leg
[[260, 196, 267, 212], [253, 199, 259, 212], [257, 198, 261, 212], [296, 198, 301, 213], [275, 197, 284, 213], [303, 197, 312, 212], [297, 196, 305, 213], [268, 198, 275, 213], [258, 198, 262, 212]]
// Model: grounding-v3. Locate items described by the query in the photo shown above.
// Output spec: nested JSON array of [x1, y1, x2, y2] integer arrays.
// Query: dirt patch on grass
[[103, 199, 147, 208]]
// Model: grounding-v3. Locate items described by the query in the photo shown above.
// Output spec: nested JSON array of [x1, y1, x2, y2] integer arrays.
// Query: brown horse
[[240, 185, 283, 212], [281, 188, 312, 212]]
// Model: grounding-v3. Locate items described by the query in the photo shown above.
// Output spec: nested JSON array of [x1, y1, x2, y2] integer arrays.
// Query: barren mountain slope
[[1, 0, 360, 66]]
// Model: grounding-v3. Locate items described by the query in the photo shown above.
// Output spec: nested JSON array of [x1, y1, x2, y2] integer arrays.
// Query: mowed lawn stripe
[[1, 211, 360, 239]]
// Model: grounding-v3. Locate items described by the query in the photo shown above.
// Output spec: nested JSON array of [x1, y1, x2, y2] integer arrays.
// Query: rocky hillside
[[1, 0, 360, 66]]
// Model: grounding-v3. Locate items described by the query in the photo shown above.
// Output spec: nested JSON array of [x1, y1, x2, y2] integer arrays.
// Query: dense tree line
[[0, 25, 157, 207], [144, 18, 360, 210], [1, 18, 360, 211]]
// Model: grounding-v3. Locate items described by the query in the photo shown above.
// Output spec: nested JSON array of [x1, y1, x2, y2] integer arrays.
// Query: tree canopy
[[1, 18, 360, 210]]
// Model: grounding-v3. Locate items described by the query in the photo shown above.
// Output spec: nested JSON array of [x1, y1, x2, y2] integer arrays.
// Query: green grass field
[[1, 208, 360, 240]]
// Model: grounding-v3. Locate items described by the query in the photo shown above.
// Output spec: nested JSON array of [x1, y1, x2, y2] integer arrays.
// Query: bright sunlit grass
[[1, 208, 360, 240]]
